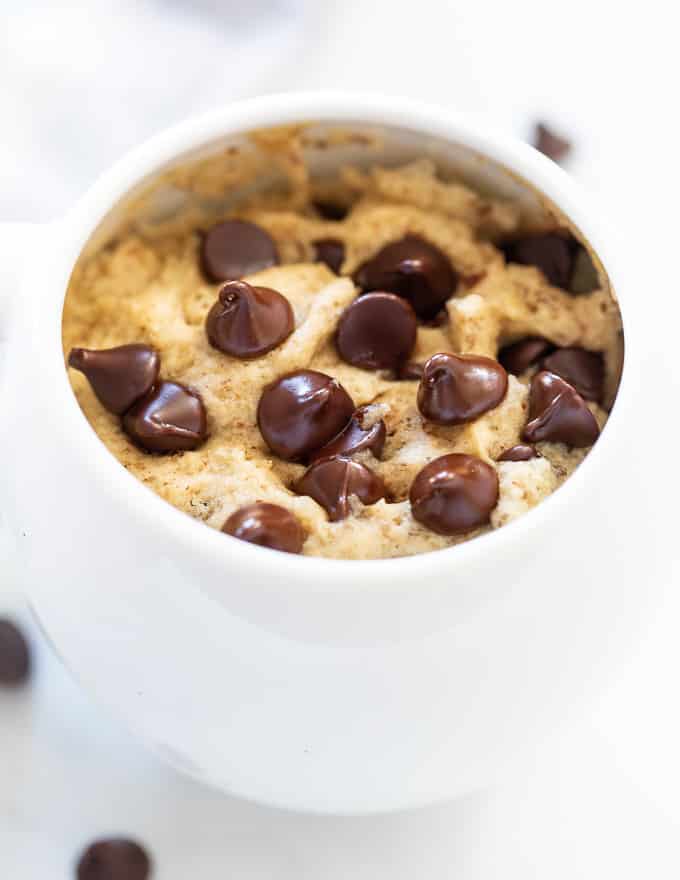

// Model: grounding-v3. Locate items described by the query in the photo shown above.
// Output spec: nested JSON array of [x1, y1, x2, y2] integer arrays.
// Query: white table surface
[[3, 0, 680, 875]]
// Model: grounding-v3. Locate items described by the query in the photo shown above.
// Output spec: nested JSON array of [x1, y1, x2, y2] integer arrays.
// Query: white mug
[[0, 92, 650, 814]]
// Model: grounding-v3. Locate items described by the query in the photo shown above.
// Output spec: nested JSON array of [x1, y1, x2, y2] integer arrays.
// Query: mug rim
[[52, 90, 631, 591]]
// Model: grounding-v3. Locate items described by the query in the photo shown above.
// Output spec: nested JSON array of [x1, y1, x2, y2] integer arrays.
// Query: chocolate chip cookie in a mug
[[1, 93, 638, 813]]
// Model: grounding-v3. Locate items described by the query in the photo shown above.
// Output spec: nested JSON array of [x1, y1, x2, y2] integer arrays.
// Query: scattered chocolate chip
[[310, 406, 386, 462], [409, 453, 498, 535], [223, 502, 305, 554], [533, 122, 572, 163], [335, 292, 417, 370], [523, 371, 600, 447], [312, 239, 345, 273], [498, 444, 539, 462], [354, 236, 458, 319], [540, 347, 604, 401], [68, 345, 160, 415], [205, 280, 294, 359], [294, 456, 385, 521], [397, 361, 424, 381], [313, 200, 349, 221], [257, 370, 354, 461], [0, 619, 31, 686], [498, 337, 554, 375], [417, 352, 508, 425], [76, 838, 151, 880], [200, 219, 278, 282], [123, 381, 207, 453], [503, 233, 575, 289]]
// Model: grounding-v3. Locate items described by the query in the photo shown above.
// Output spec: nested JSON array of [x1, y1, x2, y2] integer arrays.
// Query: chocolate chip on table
[[417, 352, 508, 426], [409, 453, 498, 535], [123, 381, 207, 453], [312, 239, 345, 274], [205, 280, 294, 359], [503, 233, 575, 289], [68, 345, 160, 415], [257, 370, 355, 461], [0, 619, 31, 686], [294, 456, 385, 521], [223, 502, 305, 554], [533, 122, 572, 163], [540, 347, 604, 402], [76, 838, 151, 880], [200, 219, 278, 283], [523, 371, 600, 447], [313, 200, 349, 221], [310, 406, 386, 462], [354, 235, 458, 319], [498, 337, 554, 375], [397, 361, 424, 381], [335, 292, 417, 370], [498, 444, 539, 462]]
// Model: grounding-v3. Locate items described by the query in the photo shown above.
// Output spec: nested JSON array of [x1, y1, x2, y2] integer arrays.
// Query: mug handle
[[0, 222, 41, 348]]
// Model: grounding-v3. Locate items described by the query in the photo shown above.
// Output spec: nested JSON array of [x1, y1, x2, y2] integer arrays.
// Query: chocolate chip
[[205, 280, 294, 359], [123, 381, 207, 453], [396, 361, 424, 381], [223, 502, 305, 554], [417, 352, 508, 425], [409, 453, 498, 535], [503, 233, 575, 289], [200, 219, 278, 282], [312, 239, 345, 273], [76, 838, 151, 880], [313, 200, 349, 221], [310, 406, 386, 462], [68, 345, 160, 415], [354, 236, 458, 319], [294, 456, 385, 521], [540, 347, 604, 401], [0, 619, 31, 686], [498, 337, 554, 375], [523, 371, 600, 447], [257, 370, 354, 461], [335, 292, 417, 370], [533, 122, 572, 163], [498, 444, 538, 462]]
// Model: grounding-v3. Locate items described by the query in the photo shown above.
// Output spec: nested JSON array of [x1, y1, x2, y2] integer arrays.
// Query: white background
[[2, 0, 680, 875]]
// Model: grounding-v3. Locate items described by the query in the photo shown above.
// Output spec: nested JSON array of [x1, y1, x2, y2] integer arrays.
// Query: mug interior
[[77, 118, 613, 303]]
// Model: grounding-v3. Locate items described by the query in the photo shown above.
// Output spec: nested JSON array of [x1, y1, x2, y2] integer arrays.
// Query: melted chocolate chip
[[397, 361, 425, 381], [310, 406, 386, 462], [354, 236, 458, 319], [503, 233, 575, 289], [200, 219, 278, 282], [409, 453, 498, 535], [123, 381, 207, 453], [533, 122, 572, 163], [498, 337, 554, 375], [77, 838, 151, 880], [313, 239, 345, 273], [523, 371, 600, 447], [540, 347, 604, 401], [313, 200, 349, 221], [68, 344, 160, 415], [223, 503, 305, 554], [294, 456, 385, 521], [0, 619, 31, 686], [205, 280, 294, 359], [335, 292, 417, 370], [498, 444, 538, 462], [417, 352, 508, 425], [257, 370, 354, 461]]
